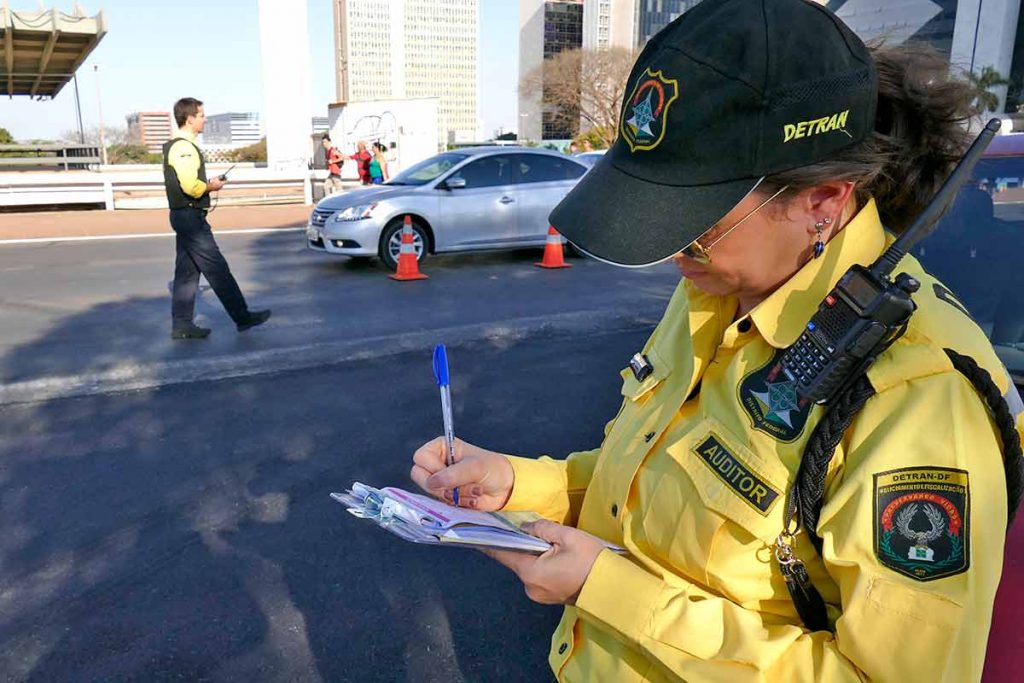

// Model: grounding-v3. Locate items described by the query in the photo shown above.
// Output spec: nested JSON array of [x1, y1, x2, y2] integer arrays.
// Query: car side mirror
[[442, 177, 467, 190]]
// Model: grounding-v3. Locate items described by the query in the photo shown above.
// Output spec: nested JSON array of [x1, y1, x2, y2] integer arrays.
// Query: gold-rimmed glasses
[[680, 184, 790, 264]]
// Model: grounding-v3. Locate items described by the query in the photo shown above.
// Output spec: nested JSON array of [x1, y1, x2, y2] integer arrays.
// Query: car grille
[[310, 209, 333, 227]]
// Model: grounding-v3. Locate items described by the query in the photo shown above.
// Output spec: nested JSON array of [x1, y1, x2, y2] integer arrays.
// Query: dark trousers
[[169, 208, 249, 327]]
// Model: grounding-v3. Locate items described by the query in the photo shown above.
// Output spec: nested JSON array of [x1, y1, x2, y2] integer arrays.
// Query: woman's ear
[[803, 182, 856, 234]]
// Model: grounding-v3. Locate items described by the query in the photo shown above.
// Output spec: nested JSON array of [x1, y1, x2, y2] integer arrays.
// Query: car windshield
[[913, 151, 1024, 385], [387, 153, 470, 186]]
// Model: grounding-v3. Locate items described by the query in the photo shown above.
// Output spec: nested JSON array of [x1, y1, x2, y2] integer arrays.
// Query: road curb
[[0, 307, 664, 406]]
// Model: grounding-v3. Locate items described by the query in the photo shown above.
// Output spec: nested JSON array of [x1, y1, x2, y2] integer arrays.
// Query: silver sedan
[[306, 147, 588, 269]]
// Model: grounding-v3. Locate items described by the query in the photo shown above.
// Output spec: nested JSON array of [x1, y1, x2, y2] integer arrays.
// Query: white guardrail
[[0, 164, 333, 210]]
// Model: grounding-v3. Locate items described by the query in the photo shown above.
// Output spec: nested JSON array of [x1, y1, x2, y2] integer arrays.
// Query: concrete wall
[[257, 0, 314, 170], [519, 0, 545, 141], [327, 98, 440, 175], [831, 0, 1022, 111], [951, 0, 1022, 110]]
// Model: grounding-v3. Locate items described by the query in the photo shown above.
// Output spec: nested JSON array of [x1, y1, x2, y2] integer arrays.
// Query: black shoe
[[237, 309, 272, 332], [171, 323, 211, 340]]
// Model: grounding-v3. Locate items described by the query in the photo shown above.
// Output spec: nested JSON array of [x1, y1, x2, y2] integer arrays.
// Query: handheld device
[[218, 164, 237, 182], [779, 118, 1001, 405]]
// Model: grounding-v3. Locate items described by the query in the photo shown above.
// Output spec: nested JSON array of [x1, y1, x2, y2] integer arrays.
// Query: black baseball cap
[[550, 0, 878, 267]]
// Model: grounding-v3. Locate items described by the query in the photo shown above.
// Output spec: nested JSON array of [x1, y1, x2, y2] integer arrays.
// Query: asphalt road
[[0, 231, 679, 396], [0, 326, 651, 682], [0, 233, 678, 681]]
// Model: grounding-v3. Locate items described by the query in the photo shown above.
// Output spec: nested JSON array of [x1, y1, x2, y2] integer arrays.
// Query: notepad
[[332, 482, 625, 554]]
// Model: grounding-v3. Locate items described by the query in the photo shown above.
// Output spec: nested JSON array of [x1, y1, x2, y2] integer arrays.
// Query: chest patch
[[693, 435, 780, 515], [738, 350, 813, 442], [873, 467, 970, 581]]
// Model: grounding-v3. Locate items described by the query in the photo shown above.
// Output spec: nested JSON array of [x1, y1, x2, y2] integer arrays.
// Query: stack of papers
[[332, 482, 625, 554]]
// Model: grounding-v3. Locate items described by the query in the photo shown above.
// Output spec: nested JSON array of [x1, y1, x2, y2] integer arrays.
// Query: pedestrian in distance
[[370, 142, 389, 185], [350, 141, 373, 186], [163, 97, 271, 340], [409, 0, 1023, 680], [322, 134, 344, 196]]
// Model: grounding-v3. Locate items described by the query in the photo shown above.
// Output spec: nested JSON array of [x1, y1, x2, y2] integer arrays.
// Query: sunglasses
[[680, 184, 791, 264]]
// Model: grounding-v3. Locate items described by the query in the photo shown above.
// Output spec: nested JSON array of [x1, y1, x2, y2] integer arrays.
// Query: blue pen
[[432, 344, 460, 506]]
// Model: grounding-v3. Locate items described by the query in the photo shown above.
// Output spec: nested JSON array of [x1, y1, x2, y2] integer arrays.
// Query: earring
[[813, 217, 831, 258]]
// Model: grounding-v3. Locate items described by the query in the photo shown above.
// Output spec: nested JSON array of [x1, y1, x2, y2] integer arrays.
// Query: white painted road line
[[0, 226, 306, 246]]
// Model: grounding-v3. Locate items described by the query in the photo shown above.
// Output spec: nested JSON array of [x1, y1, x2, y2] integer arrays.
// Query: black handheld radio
[[779, 118, 1001, 405]]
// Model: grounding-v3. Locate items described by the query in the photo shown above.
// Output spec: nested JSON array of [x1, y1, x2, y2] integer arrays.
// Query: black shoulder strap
[[785, 350, 1023, 631]]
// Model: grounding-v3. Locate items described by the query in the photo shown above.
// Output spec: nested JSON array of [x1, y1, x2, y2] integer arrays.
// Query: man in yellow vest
[[163, 97, 270, 339]]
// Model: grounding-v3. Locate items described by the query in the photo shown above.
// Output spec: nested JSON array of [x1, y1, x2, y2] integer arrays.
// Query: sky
[[0, 0, 519, 142]]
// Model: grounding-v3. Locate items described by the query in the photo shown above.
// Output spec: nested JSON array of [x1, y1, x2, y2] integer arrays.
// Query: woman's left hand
[[483, 520, 606, 605]]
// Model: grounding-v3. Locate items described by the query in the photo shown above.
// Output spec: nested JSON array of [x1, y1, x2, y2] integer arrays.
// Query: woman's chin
[[685, 274, 732, 296]]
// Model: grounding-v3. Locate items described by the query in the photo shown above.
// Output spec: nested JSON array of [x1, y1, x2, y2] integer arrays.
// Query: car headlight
[[335, 203, 378, 221]]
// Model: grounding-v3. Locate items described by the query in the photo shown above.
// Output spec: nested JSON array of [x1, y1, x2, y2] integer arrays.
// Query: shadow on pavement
[[0, 229, 664, 680], [0, 232, 677, 385]]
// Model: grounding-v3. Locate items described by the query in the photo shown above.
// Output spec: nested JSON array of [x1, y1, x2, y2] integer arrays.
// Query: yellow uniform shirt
[[503, 199, 1022, 682], [166, 129, 208, 199]]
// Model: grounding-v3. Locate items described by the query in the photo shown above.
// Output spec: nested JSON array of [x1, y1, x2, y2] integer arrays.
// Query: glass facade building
[[542, 1, 584, 139], [825, 0, 958, 57], [634, 0, 698, 47]]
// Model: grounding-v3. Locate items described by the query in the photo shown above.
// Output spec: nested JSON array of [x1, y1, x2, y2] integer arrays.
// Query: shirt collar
[[749, 198, 887, 349], [176, 128, 197, 142]]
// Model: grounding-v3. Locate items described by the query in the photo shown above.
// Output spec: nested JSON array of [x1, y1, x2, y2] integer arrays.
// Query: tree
[[0, 127, 13, 144], [521, 47, 640, 148], [1005, 72, 1024, 113], [107, 144, 161, 164], [572, 127, 610, 150], [230, 137, 267, 163], [61, 124, 138, 148], [968, 66, 1010, 113]]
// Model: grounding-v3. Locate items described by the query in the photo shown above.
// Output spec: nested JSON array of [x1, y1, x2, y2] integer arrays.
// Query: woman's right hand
[[410, 437, 515, 511]]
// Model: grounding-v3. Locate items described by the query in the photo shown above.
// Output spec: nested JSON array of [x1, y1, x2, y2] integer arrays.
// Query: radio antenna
[[870, 118, 1001, 280]]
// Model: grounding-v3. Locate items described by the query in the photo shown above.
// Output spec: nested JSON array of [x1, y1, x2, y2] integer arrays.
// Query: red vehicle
[[913, 133, 1024, 678]]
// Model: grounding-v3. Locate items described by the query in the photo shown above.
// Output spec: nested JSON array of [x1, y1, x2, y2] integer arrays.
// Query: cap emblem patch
[[621, 68, 679, 152]]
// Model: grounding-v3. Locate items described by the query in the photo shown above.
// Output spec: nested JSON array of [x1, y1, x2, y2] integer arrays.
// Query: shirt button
[[737, 319, 752, 333], [611, 503, 618, 517], [558, 642, 568, 655]]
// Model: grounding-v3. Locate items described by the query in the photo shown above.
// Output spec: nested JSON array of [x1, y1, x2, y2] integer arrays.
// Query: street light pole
[[93, 64, 108, 165], [73, 73, 85, 144]]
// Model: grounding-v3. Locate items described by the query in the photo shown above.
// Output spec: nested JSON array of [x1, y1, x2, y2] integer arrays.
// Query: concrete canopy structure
[[0, 3, 106, 99]]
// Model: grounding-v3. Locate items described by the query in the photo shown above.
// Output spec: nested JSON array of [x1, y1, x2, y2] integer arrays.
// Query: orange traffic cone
[[535, 226, 572, 269], [389, 216, 428, 281]]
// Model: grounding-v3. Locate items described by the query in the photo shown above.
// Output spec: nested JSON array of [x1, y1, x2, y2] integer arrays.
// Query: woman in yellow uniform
[[411, 0, 1023, 680]]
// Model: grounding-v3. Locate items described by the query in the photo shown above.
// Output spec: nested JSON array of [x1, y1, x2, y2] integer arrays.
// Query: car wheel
[[380, 219, 428, 270]]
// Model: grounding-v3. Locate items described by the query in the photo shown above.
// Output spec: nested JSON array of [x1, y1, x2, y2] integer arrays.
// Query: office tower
[[126, 111, 173, 155], [634, 0, 698, 47], [520, 0, 585, 140], [333, 0, 480, 145], [583, 0, 636, 51], [203, 113, 263, 146]]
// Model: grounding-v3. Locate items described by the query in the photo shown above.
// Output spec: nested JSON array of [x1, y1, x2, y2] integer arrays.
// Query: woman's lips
[[674, 258, 707, 279]]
